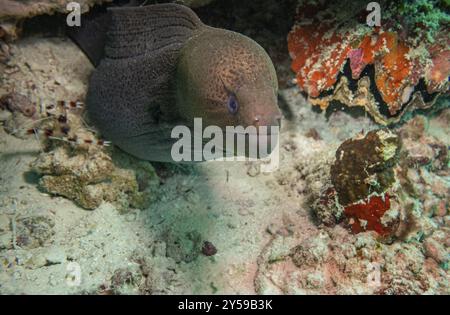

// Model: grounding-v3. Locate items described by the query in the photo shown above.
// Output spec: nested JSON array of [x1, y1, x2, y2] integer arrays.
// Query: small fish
[[69, 3, 281, 162]]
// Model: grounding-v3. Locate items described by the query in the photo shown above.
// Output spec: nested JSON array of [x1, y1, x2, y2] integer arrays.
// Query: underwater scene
[[0, 0, 448, 296]]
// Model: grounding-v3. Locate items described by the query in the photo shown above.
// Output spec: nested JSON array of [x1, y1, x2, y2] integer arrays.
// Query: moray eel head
[[176, 27, 281, 133]]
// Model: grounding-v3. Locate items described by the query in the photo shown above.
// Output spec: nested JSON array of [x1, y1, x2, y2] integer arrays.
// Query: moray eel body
[[70, 3, 281, 162]]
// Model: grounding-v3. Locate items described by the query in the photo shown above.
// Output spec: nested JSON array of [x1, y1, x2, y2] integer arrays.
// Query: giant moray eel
[[69, 3, 281, 162]]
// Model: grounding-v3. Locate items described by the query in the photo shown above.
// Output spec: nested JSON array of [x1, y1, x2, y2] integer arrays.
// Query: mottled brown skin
[[176, 27, 281, 130], [77, 4, 281, 161]]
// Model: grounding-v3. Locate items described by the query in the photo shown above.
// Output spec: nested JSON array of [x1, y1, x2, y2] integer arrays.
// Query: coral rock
[[423, 237, 449, 266], [315, 129, 402, 237], [287, 1, 449, 125], [201, 241, 217, 257], [32, 146, 158, 210], [330, 129, 401, 237], [330, 129, 400, 206], [316, 113, 449, 240], [0, 0, 112, 40]]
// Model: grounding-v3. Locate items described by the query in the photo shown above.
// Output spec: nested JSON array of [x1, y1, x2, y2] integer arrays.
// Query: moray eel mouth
[[189, 126, 280, 160], [229, 124, 281, 136]]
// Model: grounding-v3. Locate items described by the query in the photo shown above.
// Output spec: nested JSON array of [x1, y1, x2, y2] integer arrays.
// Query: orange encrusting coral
[[343, 194, 393, 237], [287, 5, 449, 121], [288, 24, 351, 97], [288, 25, 417, 115], [352, 29, 386, 77], [373, 32, 413, 114]]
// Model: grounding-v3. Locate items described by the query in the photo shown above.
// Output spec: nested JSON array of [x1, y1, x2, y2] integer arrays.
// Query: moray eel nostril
[[70, 3, 280, 162]]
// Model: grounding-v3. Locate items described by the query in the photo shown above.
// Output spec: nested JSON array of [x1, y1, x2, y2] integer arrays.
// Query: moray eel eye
[[227, 94, 239, 115]]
